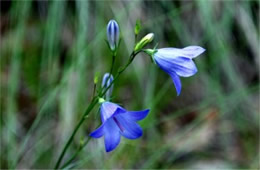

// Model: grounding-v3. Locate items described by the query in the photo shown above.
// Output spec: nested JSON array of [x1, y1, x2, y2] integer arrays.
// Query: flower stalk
[[54, 51, 139, 169], [55, 18, 205, 169]]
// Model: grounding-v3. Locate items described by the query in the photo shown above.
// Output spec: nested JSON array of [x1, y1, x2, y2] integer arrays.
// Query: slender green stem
[[54, 97, 98, 169], [99, 51, 136, 97], [54, 51, 138, 169], [55, 52, 117, 169], [57, 55, 116, 169], [61, 137, 91, 169], [103, 54, 116, 100], [109, 54, 116, 76], [92, 84, 96, 99]]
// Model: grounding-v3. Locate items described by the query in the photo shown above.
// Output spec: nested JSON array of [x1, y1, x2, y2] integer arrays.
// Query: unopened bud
[[102, 73, 114, 100], [134, 33, 154, 52], [107, 20, 120, 51]]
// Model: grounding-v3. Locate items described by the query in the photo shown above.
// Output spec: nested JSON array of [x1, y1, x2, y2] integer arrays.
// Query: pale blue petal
[[124, 109, 150, 121], [171, 57, 198, 77], [115, 115, 143, 139], [156, 48, 181, 59], [89, 124, 105, 138], [104, 118, 121, 152], [182, 46, 205, 59], [169, 72, 182, 96], [100, 102, 125, 123], [156, 46, 205, 59], [155, 55, 197, 77], [154, 56, 182, 95]]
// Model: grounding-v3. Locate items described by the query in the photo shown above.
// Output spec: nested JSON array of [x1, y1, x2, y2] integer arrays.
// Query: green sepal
[[105, 38, 121, 55], [98, 97, 105, 103], [142, 44, 158, 64]]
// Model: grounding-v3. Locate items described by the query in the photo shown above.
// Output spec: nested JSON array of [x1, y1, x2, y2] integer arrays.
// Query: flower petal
[[89, 124, 105, 138], [104, 118, 121, 152], [115, 115, 143, 139], [155, 54, 198, 77], [182, 46, 205, 59], [124, 109, 150, 121], [171, 57, 198, 77], [155, 48, 181, 59], [169, 72, 182, 96], [156, 46, 205, 59], [100, 102, 125, 123]]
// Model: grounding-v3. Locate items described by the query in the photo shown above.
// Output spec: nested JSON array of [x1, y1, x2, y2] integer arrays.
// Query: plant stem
[[54, 97, 98, 169], [61, 137, 91, 169], [54, 51, 138, 169], [100, 51, 136, 97], [103, 53, 116, 100]]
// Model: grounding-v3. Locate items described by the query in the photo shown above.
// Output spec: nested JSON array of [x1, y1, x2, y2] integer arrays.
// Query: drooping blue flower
[[107, 20, 119, 51], [153, 46, 205, 96], [90, 101, 150, 152], [102, 73, 114, 100]]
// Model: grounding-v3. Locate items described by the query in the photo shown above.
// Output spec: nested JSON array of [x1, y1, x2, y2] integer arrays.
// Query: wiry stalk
[[54, 51, 138, 169]]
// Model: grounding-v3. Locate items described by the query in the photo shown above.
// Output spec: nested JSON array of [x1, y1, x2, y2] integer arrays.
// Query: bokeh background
[[0, 0, 259, 169]]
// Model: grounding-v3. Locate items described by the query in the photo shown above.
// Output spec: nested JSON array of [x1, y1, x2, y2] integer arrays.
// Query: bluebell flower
[[107, 20, 119, 51], [153, 46, 205, 96], [102, 73, 114, 100], [90, 101, 150, 152]]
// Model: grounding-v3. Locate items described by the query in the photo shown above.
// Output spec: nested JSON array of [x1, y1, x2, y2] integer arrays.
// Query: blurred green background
[[0, 0, 259, 169]]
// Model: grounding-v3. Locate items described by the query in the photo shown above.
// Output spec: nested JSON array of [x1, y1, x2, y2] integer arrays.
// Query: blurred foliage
[[0, 0, 259, 169]]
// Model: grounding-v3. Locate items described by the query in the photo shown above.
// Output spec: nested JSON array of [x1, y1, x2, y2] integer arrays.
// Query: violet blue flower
[[107, 20, 119, 51], [90, 101, 150, 152], [153, 46, 205, 96]]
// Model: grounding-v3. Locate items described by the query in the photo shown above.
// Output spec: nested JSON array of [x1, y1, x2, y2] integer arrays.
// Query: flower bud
[[107, 20, 120, 51], [102, 73, 114, 100], [134, 33, 154, 52]]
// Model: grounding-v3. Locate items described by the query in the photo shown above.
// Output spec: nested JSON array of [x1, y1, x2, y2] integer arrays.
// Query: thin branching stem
[[102, 53, 116, 100], [54, 51, 139, 169], [54, 97, 98, 169], [60, 137, 91, 169]]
